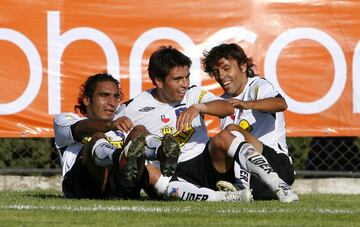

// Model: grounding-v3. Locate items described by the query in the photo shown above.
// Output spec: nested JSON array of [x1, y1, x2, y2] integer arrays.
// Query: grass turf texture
[[0, 190, 359, 226]]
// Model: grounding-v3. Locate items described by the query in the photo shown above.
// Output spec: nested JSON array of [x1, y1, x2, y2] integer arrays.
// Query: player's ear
[[154, 77, 163, 88], [83, 96, 91, 106], [240, 63, 247, 73]]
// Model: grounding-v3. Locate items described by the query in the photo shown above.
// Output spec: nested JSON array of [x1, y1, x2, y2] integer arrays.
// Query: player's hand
[[112, 116, 133, 132], [228, 98, 252, 110], [176, 105, 199, 132]]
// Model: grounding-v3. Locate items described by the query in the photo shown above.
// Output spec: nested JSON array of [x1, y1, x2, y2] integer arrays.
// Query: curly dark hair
[[74, 72, 121, 115], [148, 46, 192, 85], [202, 43, 256, 77]]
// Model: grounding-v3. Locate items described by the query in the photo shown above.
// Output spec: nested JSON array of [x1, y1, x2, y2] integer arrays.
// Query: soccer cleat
[[216, 180, 253, 203], [216, 180, 240, 192], [121, 134, 146, 181], [223, 189, 253, 203], [275, 183, 299, 203], [158, 134, 181, 177]]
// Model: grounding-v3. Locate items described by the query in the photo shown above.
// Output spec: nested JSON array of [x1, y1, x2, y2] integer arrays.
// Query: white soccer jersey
[[220, 76, 289, 156], [115, 86, 221, 163], [54, 112, 126, 176]]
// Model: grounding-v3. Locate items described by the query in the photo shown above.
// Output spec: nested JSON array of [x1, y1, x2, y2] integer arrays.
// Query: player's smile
[[153, 66, 190, 103], [213, 58, 247, 96]]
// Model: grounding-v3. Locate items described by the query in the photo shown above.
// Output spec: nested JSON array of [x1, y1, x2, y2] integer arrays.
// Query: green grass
[[0, 190, 359, 226]]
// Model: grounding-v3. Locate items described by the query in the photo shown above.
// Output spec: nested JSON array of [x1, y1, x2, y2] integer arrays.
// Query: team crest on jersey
[[138, 107, 155, 112], [161, 126, 174, 135], [161, 114, 170, 123]]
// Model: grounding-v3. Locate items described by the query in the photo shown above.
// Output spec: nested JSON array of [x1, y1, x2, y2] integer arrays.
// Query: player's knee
[[212, 130, 234, 149], [129, 125, 148, 139]]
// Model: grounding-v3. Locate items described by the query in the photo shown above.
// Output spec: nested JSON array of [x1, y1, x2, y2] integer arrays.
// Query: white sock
[[154, 174, 171, 194], [227, 134, 245, 158], [166, 178, 227, 201], [92, 138, 116, 167], [234, 162, 251, 189], [236, 143, 284, 192], [144, 134, 162, 160]]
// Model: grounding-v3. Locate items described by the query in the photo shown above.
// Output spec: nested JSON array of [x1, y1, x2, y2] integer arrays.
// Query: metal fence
[[0, 137, 360, 177]]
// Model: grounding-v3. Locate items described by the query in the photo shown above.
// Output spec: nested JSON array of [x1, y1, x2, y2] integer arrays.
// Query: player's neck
[[151, 89, 179, 104]]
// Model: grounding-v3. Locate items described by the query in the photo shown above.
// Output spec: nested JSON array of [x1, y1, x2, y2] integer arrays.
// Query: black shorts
[[250, 145, 295, 200], [62, 151, 144, 200], [171, 143, 234, 190]]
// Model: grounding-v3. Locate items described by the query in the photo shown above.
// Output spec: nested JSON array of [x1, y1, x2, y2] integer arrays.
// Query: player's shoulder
[[117, 90, 156, 115], [187, 85, 211, 94], [248, 76, 274, 88], [121, 91, 152, 106], [54, 112, 84, 127]]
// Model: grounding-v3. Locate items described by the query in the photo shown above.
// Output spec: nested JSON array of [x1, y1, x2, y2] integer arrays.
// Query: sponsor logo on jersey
[[254, 85, 259, 100], [239, 119, 253, 132], [161, 126, 174, 135], [138, 107, 155, 112], [161, 114, 170, 123], [64, 113, 75, 119], [172, 126, 195, 147]]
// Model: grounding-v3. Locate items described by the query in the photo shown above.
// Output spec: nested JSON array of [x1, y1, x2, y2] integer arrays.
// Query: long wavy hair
[[202, 43, 256, 77], [74, 73, 121, 115]]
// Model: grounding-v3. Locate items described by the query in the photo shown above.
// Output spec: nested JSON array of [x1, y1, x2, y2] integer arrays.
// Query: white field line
[[0, 205, 358, 215]]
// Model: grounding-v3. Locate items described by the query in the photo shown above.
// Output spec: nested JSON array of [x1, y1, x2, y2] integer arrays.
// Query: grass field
[[0, 190, 359, 226]]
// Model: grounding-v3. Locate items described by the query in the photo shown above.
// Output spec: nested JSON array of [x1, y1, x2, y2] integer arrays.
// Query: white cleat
[[216, 180, 240, 192], [275, 183, 299, 203], [216, 180, 253, 203], [223, 189, 253, 203]]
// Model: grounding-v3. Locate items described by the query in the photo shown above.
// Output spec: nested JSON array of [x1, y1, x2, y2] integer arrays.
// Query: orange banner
[[1, 0, 360, 137]]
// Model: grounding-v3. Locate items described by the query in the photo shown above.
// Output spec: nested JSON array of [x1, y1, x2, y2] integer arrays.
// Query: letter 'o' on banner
[[265, 27, 346, 114], [0, 29, 42, 115]]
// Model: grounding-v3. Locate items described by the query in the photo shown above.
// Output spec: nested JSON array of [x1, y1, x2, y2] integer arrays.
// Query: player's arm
[[176, 100, 234, 132], [229, 96, 287, 113], [71, 117, 133, 141]]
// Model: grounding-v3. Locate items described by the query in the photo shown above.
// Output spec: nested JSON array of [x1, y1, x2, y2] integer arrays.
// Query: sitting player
[[116, 46, 298, 202], [202, 43, 297, 201], [54, 73, 149, 199]]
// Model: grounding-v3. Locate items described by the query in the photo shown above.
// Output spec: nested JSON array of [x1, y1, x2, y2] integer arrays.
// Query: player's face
[[85, 80, 120, 120], [211, 58, 247, 96], [155, 66, 190, 103]]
